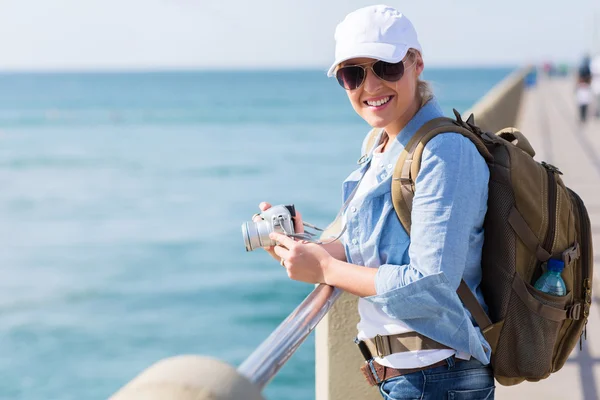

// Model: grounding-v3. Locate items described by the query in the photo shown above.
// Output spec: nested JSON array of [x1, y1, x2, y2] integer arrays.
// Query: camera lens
[[241, 222, 254, 252], [241, 220, 274, 251]]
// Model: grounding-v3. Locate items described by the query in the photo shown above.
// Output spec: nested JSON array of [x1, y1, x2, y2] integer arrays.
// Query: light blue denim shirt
[[341, 98, 492, 364]]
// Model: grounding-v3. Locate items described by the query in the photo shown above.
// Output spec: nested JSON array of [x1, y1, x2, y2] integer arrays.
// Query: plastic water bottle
[[534, 258, 567, 296]]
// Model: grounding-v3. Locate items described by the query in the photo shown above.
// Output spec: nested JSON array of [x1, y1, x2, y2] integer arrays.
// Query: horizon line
[[0, 63, 528, 74]]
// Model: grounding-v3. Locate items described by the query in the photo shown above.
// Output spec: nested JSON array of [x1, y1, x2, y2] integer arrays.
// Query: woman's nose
[[363, 68, 382, 93]]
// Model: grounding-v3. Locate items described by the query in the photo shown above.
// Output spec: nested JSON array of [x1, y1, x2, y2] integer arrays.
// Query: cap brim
[[326, 42, 409, 77]]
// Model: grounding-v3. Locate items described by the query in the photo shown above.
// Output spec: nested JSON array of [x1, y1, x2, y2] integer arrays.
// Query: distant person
[[591, 53, 600, 118], [253, 5, 494, 399], [576, 79, 592, 123], [578, 54, 592, 84]]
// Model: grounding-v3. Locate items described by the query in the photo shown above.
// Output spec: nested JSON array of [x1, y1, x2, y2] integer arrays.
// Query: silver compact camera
[[242, 205, 298, 252]]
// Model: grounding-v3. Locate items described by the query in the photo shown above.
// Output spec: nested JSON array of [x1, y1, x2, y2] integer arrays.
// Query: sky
[[0, 0, 598, 71]]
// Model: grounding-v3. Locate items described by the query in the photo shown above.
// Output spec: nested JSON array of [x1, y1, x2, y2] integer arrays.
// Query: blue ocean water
[[0, 68, 512, 400]]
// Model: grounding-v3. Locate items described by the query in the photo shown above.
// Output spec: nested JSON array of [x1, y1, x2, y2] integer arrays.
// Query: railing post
[[109, 355, 264, 400]]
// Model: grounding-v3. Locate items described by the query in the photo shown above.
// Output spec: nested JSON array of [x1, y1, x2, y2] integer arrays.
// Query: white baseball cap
[[327, 5, 422, 77]]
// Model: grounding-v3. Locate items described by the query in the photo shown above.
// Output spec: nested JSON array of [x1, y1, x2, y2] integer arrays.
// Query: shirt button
[[351, 206, 357, 213], [352, 238, 358, 245], [387, 164, 393, 169]]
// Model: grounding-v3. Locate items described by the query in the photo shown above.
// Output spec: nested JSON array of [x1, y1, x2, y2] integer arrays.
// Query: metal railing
[[237, 283, 342, 389]]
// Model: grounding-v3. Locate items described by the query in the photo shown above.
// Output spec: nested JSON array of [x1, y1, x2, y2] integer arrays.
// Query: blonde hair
[[418, 79, 433, 107], [406, 49, 433, 107]]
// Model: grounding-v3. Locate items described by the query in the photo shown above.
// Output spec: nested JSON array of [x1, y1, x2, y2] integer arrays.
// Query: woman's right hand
[[254, 202, 304, 262]]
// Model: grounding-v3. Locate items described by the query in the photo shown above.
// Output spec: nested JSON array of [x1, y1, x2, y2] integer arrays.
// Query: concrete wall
[[314, 65, 535, 400], [465, 66, 535, 133]]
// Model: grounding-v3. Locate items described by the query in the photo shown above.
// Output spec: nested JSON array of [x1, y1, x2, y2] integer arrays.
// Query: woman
[[256, 5, 494, 399]]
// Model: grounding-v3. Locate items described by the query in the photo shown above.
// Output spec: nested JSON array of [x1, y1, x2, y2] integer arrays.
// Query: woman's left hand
[[269, 232, 334, 284]]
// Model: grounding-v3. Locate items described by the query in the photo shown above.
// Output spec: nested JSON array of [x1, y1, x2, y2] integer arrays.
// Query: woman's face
[[341, 52, 424, 133]]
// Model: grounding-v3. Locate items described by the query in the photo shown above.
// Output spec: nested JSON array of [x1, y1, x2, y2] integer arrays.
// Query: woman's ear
[[415, 55, 425, 76]]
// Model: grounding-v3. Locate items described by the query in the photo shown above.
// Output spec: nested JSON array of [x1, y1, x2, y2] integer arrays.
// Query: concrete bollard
[[109, 355, 264, 400]]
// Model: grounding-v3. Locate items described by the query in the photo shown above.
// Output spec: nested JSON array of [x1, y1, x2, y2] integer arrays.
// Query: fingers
[[269, 232, 296, 249], [253, 202, 272, 222], [272, 245, 290, 261], [293, 210, 304, 234], [264, 247, 279, 259]]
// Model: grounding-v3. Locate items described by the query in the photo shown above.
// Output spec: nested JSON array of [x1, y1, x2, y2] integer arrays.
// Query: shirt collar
[[387, 97, 444, 154]]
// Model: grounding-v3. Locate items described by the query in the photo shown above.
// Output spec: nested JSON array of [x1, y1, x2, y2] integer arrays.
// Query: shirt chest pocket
[[374, 201, 410, 265], [377, 233, 410, 266]]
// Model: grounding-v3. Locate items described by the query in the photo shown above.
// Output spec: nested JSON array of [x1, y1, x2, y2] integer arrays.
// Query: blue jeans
[[378, 358, 495, 400]]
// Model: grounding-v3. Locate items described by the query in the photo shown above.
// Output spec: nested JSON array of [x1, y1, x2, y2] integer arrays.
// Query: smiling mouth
[[364, 96, 394, 107]]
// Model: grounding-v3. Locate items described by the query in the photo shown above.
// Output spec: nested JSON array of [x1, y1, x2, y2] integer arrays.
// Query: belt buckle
[[360, 362, 380, 386], [374, 334, 385, 358]]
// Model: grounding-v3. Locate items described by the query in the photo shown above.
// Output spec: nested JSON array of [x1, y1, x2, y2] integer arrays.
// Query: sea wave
[[0, 107, 358, 127]]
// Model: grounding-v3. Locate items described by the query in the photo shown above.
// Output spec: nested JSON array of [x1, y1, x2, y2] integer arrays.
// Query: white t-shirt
[[576, 84, 593, 105], [348, 144, 465, 368]]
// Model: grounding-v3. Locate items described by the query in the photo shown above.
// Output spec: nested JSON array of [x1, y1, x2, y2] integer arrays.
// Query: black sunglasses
[[335, 59, 410, 90]]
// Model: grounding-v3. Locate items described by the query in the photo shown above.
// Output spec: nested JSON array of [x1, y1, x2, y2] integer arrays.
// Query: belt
[[363, 333, 449, 358], [356, 336, 464, 386], [360, 356, 463, 386]]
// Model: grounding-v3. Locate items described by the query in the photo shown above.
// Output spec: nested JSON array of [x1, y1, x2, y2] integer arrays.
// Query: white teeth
[[366, 96, 390, 107]]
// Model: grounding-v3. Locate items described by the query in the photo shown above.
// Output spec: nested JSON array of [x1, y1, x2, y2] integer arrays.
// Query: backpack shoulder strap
[[391, 117, 492, 235]]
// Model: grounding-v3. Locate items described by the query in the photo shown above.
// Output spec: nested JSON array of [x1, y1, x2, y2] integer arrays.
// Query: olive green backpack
[[364, 110, 593, 386]]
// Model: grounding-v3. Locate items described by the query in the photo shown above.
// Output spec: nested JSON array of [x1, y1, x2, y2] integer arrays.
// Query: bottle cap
[[547, 258, 565, 272]]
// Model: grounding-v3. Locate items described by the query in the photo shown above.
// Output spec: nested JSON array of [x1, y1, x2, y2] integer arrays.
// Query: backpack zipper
[[542, 167, 558, 254], [568, 189, 592, 350], [553, 187, 585, 364]]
